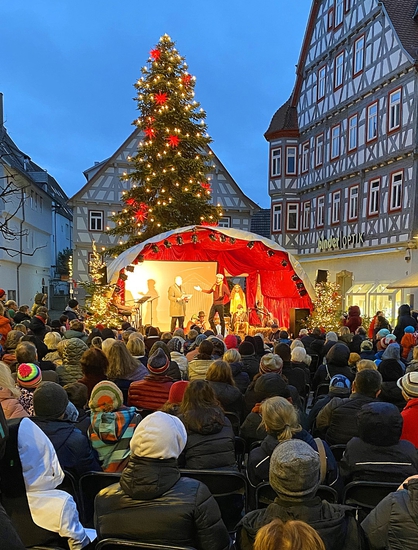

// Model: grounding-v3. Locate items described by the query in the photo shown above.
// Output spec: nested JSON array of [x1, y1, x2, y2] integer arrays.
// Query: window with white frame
[[315, 134, 324, 166], [367, 102, 378, 141], [302, 201, 311, 230], [334, 52, 344, 89], [89, 210, 104, 232], [301, 142, 309, 173], [218, 217, 231, 228], [287, 203, 299, 231], [334, 0, 344, 27], [368, 179, 380, 216], [390, 172, 403, 211], [388, 89, 401, 132], [286, 146, 297, 175], [327, 8, 334, 30], [317, 195, 325, 227], [353, 35, 365, 76], [318, 66, 326, 101], [348, 186, 359, 220], [332, 191, 341, 224], [331, 125, 341, 159], [271, 148, 281, 177], [348, 114, 358, 151], [272, 204, 282, 232]]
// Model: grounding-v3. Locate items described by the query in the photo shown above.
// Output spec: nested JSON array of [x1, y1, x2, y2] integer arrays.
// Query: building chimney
[[0, 93, 3, 127]]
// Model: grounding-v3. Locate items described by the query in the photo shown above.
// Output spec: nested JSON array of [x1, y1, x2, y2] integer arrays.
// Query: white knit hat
[[130, 411, 187, 459]]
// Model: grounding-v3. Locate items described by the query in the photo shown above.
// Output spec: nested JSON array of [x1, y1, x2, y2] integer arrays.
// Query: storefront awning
[[387, 272, 418, 289]]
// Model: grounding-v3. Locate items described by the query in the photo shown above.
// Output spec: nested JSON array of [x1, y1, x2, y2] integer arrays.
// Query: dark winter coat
[[179, 413, 236, 470], [247, 431, 340, 490], [239, 404, 267, 448], [229, 361, 250, 393], [394, 304, 418, 342], [13, 312, 31, 324], [237, 497, 361, 550], [282, 363, 308, 397], [243, 373, 291, 417], [240, 354, 260, 381], [27, 316, 47, 339], [207, 380, 243, 418], [362, 477, 418, 550], [94, 456, 230, 550], [312, 343, 354, 391], [379, 381, 406, 411], [31, 417, 100, 477]]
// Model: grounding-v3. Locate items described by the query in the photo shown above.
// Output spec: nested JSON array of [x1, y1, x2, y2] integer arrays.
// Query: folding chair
[[78, 471, 121, 526], [254, 482, 338, 510], [329, 444, 346, 463], [312, 383, 330, 404], [225, 411, 241, 436], [234, 436, 246, 472], [342, 480, 398, 520], [96, 540, 196, 550]]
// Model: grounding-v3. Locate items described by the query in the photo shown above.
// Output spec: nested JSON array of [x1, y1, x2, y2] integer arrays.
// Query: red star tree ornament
[[167, 135, 180, 147], [182, 74, 192, 86], [200, 181, 212, 191], [154, 92, 168, 105], [134, 203, 149, 223], [126, 198, 137, 206], [150, 49, 161, 60], [144, 127, 155, 138]]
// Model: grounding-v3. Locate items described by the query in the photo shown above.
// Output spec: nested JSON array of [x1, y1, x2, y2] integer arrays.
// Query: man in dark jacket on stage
[[94, 411, 230, 550]]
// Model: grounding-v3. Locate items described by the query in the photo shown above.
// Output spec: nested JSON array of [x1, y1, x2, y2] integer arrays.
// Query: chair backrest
[[255, 482, 338, 509], [225, 411, 240, 436], [342, 481, 399, 510], [309, 354, 320, 373], [234, 436, 246, 471], [329, 444, 346, 462], [96, 539, 196, 550], [78, 471, 121, 525], [313, 383, 330, 404]]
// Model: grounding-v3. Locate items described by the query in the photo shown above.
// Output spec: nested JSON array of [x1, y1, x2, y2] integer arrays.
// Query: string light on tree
[[304, 282, 342, 333], [107, 34, 222, 255]]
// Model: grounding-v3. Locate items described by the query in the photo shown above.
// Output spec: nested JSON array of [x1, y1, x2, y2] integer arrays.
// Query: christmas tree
[[304, 282, 343, 333], [107, 34, 223, 255], [78, 241, 124, 329]]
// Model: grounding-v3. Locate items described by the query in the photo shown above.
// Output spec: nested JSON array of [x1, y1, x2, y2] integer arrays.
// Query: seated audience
[[168, 337, 188, 379], [188, 339, 214, 380], [104, 339, 148, 402], [276, 343, 308, 397], [359, 339, 375, 360], [239, 341, 259, 381], [401, 326, 417, 360], [149, 341, 181, 381], [43, 331, 62, 365], [407, 345, 418, 373], [316, 369, 382, 445], [16, 362, 42, 415], [0, 361, 28, 419], [89, 381, 141, 472], [223, 348, 250, 393], [253, 518, 325, 550], [13, 305, 31, 324], [179, 379, 236, 469], [307, 374, 351, 431], [312, 343, 354, 391], [126, 336, 147, 367], [206, 359, 243, 418], [128, 348, 175, 411], [94, 411, 230, 550], [32, 381, 100, 477], [377, 359, 406, 410], [237, 439, 361, 550], [2, 330, 24, 369], [63, 320, 88, 343], [340, 402, 418, 483], [56, 337, 88, 385], [398, 372, 418, 447], [63, 382, 91, 434], [78, 347, 108, 398], [161, 380, 189, 415]]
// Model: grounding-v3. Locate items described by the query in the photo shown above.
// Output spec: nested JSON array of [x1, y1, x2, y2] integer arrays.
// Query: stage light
[[126, 265, 135, 273], [281, 260, 288, 267], [296, 282, 305, 290], [229, 237, 236, 244], [135, 254, 144, 264], [247, 241, 255, 249], [191, 234, 198, 244], [267, 250, 275, 257], [220, 234, 227, 243], [291, 274, 300, 281], [164, 240, 172, 248], [119, 273, 128, 282], [209, 233, 217, 242], [152, 244, 159, 253], [299, 290, 308, 297], [176, 235, 184, 245]]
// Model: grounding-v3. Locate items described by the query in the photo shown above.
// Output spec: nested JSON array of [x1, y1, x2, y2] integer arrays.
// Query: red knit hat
[[224, 334, 238, 350], [0, 289, 5, 298], [168, 381, 189, 404]]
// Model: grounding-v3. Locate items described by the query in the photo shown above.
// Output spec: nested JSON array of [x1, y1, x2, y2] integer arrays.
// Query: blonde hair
[[357, 359, 378, 371], [340, 326, 350, 336], [101, 338, 116, 357], [44, 331, 62, 350], [129, 332, 144, 342], [105, 340, 139, 379], [413, 346, 418, 361], [223, 348, 241, 363], [254, 518, 325, 550], [127, 337, 145, 356], [261, 396, 301, 441], [0, 361, 20, 398]]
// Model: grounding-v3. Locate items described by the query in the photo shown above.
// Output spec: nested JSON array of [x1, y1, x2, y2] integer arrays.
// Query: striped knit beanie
[[17, 363, 42, 389], [89, 380, 123, 412], [147, 348, 170, 375]]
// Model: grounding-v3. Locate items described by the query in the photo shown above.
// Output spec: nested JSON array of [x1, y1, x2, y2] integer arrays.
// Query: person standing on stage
[[168, 276, 187, 332], [194, 274, 230, 336]]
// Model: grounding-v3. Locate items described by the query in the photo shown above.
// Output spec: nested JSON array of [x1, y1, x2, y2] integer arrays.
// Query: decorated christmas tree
[[78, 241, 124, 329], [107, 34, 223, 255], [304, 282, 343, 333]]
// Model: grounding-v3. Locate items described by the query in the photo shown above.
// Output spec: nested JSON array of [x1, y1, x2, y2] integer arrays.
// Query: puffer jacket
[[188, 358, 213, 380], [207, 380, 243, 418], [63, 329, 88, 343], [94, 456, 230, 550], [56, 337, 88, 385], [128, 375, 174, 411], [240, 354, 260, 381], [179, 413, 236, 470], [170, 351, 188, 378], [237, 497, 361, 550], [362, 477, 418, 550], [312, 343, 354, 391], [229, 361, 250, 393], [43, 350, 62, 365], [0, 387, 28, 419]]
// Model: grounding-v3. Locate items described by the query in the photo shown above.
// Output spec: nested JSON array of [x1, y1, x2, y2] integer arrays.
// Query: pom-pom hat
[[398, 372, 418, 398], [17, 363, 42, 389]]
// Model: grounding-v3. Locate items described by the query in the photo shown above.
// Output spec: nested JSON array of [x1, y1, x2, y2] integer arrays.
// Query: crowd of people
[[1, 295, 418, 548]]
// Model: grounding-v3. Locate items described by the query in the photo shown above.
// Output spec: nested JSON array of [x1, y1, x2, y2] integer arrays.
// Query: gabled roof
[[0, 127, 72, 219], [264, 98, 299, 140], [382, 0, 418, 59]]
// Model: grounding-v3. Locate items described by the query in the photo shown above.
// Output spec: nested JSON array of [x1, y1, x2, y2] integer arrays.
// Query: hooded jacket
[[94, 456, 230, 550], [362, 477, 418, 550], [0, 388, 28, 420], [240, 353, 260, 381], [28, 315, 47, 338], [63, 329, 89, 343], [394, 304, 417, 342], [0, 315, 11, 345], [401, 398, 418, 447], [237, 497, 361, 550], [56, 338, 88, 386], [343, 305, 362, 333], [229, 361, 250, 393], [312, 344, 354, 391], [207, 380, 243, 418]]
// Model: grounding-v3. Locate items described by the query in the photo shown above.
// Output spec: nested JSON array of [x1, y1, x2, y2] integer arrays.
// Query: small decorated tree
[[304, 282, 343, 333], [107, 34, 222, 255], [78, 241, 124, 329]]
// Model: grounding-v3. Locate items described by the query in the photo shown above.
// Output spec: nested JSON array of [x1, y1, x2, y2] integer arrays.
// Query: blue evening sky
[[0, 1, 311, 208]]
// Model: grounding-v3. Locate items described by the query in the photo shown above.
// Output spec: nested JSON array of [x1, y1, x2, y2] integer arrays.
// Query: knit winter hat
[[33, 381, 69, 419], [360, 340, 373, 351], [147, 348, 170, 374], [224, 335, 238, 350], [405, 326, 416, 334], [89, 380, 123, 412], [376, 328, 390, 340], [397, 372, 418, 398], [0, 289, 5, 298], [17, 363, 42, 389], [358, 402, 403, 446], [269, 440, 321, 499], [130, 411, 187, 459], [167, 337, 182, 354], [168, 381, 189, 404], [329, 374, 351, 392], [381, 334, 397, 349], [260, 354, 283, 374], [238, 341, 255, 356]]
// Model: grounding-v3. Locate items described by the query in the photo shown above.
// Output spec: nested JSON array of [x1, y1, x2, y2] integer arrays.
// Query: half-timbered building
[[70, 127, 260, 296], [266, 0, 418, 321]]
